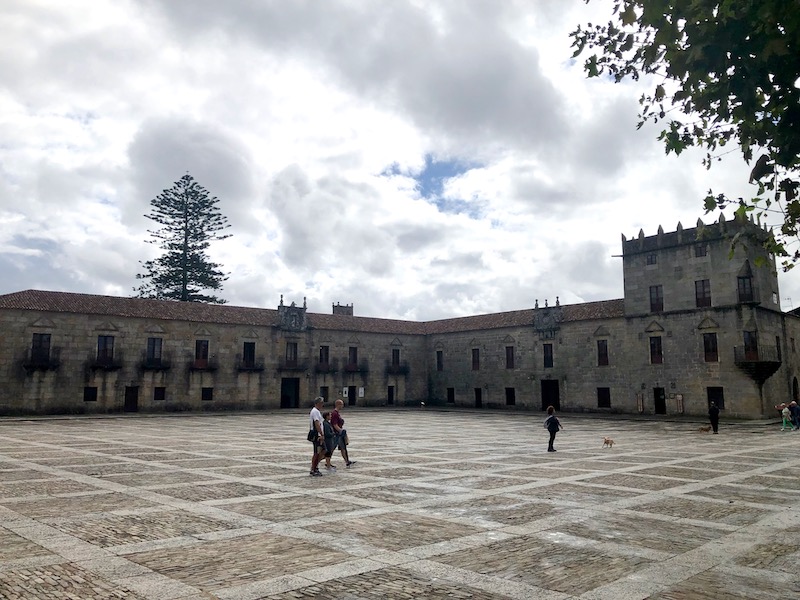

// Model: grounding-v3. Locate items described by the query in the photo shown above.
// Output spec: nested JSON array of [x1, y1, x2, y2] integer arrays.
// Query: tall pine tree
[[135, 174, 231, 303]]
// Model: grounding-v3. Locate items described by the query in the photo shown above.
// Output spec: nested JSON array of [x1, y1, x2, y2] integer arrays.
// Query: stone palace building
[[1, 215, 798, 418]]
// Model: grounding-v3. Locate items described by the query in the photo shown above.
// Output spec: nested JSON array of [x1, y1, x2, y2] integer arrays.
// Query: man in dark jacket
[[708, 401, 720, 434]]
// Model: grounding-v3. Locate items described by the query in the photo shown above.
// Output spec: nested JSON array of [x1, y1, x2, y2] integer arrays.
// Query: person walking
[[780, 403, 795, 431], [322, 411, 337, 471], [308, 396, 325, 476], [708, 401, 720, 434], [331, 398, 355, 467], [544, 405, 562, 452], [789, 401, 800, 430]]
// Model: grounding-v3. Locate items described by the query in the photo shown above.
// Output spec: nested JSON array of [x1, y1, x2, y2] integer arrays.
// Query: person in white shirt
[[308, 396, 325, 476]]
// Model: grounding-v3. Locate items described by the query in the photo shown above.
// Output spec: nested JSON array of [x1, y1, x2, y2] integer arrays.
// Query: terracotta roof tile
[[0, 290, 624, 335]]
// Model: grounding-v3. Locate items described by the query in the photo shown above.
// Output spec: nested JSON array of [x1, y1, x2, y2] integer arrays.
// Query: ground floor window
[[83, 387, 97, 402], [201, 387, 214, 402], [154, 387, 166, 401], [597, 387, 611, 408]]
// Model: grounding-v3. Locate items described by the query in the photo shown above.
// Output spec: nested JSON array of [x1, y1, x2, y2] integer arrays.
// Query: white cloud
[[1, 0, 798, 317]]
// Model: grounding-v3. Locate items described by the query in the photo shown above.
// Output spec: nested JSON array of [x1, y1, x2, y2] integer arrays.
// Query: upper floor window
[[195, 339, 209, 368], [319, 345, 330, 365], [649, 285, 663, 312], [649, 336, 663, 364], [694, 244, 708, 257], [703, 333, 718, 362], [243, 341, 256, 368], [31, 333, 51, 362], [743, 331, 758, 360], [695, 279, 711, 308], [597, 339, 609, 366], [543, 343, 553, 368], [646, 253, 657, 265], [97, 336, 115, 362], [436, 350, 443, 372], [348, 346, 358, 368], [505, 346, 515, 369], [146, 337, 162, 362], [471, 348, 480, 370], [738, 276, 754, 302], [391, 348, 400, 367], [285, 341, 298, 366]]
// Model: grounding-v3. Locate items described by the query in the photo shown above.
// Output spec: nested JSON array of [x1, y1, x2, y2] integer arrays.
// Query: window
[[153, 387, 166, 401], [695, 279, 711, 307], [31, 333, 51, 363], [707, 386, 725, 410], [649, 285, 663, 312], [201, 387, 213, 402], [472, 348, 480, 370], [773, 291, 779, 304], [243, 342, 256, 368], [738, 276, 754, 302], [83, 387, 98, 402], [319, 345, 329, 366], [436, 350, 443, 372], [447, 387, 455, 403], [319, 386, 329, 402], [505, 346, 515, 369], [649, 336, 663, 364], [646, 253, 657, 265], [597, 340, 609, 366], [285, 341, 298, 366], [392, 348, 400, 367], [505, 387, 516, 406], [97, 335, 114, 363], [146, 337, 162, 366], [348, 346, 358, 368], [695, 244, 707, 257], [744, 331, 758, 360], [703, 333, 718, 362], [597, 387, 611, 408], [195, 339, 209, 368], [543, 343, 553, 368]]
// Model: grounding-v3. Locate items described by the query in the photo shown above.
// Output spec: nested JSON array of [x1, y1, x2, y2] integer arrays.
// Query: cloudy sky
[[2, 0, 798, 320]]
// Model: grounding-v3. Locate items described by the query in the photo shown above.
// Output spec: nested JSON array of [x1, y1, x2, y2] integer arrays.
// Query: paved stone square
[[0, 410, 798, 599]]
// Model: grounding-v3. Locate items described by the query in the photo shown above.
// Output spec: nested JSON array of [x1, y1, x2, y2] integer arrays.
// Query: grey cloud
[[126, 117, 254, 233]]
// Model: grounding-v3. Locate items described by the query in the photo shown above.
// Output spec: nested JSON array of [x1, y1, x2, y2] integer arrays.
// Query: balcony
[[140, 352, 172, 372], [385, 360, 410, 376], [236, 354, 265, 372], [733, 346, 781, 384], [344, 360, 369, 374], [89, 352, 124, 371], [315, 361, 337, 374], [277, 359, 308, 372], [23, 347, 61, 373], [189, 358, 218, 372]]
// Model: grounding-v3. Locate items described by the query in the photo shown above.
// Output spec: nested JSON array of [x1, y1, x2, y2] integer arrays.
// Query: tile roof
[[0, 290, 624, 335]]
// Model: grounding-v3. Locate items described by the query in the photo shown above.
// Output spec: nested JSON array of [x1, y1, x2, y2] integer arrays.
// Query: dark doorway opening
[[653, 387, 666, 414], [124, 386, 139, 412], [541, 380, 560, 411], [474, 387, 482, 408], [280, 378, 300, 408], [387, 386, 395, 405], [348, 385, 357, 406]]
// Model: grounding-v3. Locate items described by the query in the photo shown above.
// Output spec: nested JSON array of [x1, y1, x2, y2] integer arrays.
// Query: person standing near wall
[[544, 405, 562, 452], [708, 401, 720, 434]]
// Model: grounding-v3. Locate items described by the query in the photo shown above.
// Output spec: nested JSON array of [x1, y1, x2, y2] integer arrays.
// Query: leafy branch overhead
[[571, 0, 800, 267], [135, 174, 231, 303]]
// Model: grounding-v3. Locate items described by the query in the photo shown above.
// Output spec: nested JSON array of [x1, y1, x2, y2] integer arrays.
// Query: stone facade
[[1, 215, 799, 418]]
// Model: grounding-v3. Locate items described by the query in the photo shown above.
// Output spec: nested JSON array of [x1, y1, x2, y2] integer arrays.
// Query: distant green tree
[[571, 0, 800, 267], [135, 174, 231, 303]]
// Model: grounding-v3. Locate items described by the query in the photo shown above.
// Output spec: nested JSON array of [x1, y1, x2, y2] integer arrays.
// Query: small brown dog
[[698, 425, 712, 432], [602, 437, 614, 448]]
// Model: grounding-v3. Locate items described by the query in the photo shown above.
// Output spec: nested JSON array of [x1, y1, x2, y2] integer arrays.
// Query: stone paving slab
[[1, 410, 799, 599]]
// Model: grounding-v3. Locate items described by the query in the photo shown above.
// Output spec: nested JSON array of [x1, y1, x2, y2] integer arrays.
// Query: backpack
[[545, 415, 559, 433]]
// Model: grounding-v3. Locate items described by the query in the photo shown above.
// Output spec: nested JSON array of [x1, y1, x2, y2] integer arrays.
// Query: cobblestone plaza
[[1, 410, 799, 599]]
